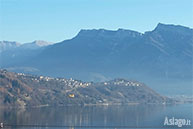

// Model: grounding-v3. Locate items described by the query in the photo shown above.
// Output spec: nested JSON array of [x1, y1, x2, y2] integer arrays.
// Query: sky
[[0, 0, 193, 43]]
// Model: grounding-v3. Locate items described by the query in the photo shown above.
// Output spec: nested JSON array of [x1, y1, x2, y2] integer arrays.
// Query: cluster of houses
[[17, 73, 92, 88], [104, 79, 142, 87], [16, 72, 142, 88]]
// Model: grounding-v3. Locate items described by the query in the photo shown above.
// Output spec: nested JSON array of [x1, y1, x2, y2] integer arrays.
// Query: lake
[[0, 104, 192, 129]]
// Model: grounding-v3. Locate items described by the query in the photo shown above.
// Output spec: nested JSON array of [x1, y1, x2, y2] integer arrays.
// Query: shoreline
[[1, 102, 191, 109]]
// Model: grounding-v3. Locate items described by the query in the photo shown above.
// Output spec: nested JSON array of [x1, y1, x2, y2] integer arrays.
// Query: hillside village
[[0, 69, 174, 107]]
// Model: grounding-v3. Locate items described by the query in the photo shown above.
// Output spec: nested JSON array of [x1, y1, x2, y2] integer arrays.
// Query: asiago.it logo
[[164, 116, 191, 128]]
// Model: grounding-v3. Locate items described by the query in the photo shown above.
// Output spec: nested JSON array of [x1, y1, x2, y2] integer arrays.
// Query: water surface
[[0, 104, 192, 129]]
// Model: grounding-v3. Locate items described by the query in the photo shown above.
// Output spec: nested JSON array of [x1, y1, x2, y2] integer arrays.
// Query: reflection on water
[[0, 104, 192, 129]]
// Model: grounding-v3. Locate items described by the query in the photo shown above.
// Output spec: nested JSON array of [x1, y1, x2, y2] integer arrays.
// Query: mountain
[[0, 69, 173, 107], [0, 40, 52, 70], [19, 40, 53, 49], [1, 23, 192, 95], [0, 40, 52, 51], [0, 41, 20, 53]]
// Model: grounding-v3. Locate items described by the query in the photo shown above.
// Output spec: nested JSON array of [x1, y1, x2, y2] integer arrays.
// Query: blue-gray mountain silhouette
[[1, 23, 192, 95]]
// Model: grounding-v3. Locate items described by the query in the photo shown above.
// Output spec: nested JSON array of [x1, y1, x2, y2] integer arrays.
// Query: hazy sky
[[0, 0, 193, 43]]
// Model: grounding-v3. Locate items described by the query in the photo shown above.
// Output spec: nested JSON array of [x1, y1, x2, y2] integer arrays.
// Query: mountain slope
[[1, 23, 192, 95], [23, 23, 192, 80], [0, 40, 52, 70], [0, 70, 173, 107], [0, 41, 20, 53]]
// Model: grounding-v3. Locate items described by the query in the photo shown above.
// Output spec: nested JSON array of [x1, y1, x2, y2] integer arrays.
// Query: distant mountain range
[[0, 40, 52, 52], [0, 41, 20, 53], [0, 23, 192, 95], [0, 69, 173, 107]]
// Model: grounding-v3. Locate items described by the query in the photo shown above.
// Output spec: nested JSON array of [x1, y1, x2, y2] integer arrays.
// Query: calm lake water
[[0, 104, 192, 129]]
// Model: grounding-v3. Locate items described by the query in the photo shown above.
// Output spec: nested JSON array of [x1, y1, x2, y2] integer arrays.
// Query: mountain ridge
[[0, 40, 52, 52], [1, 23, 192, 95]]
